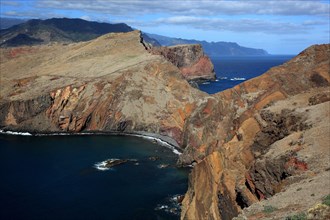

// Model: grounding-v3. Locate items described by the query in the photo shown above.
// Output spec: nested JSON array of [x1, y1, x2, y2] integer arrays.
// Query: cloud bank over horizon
[[1, 0, 329, 54]]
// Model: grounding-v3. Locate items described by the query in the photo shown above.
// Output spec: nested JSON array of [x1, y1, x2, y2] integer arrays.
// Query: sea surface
[[0, 134, 189, 220], [199, 55, 295, 94]]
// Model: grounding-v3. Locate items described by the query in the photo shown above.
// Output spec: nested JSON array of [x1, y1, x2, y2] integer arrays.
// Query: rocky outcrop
[[0, 30, 207, 146], [181, 44, 330, 219], [151, 44, 216, 81], [1, 30, 329, 220]]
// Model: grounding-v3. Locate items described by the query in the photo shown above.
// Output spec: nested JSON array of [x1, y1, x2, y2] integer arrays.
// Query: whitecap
[[130, 134, 182, 155], [155, 205, 169, 211], [230, 77, 246, 81], [94, 160, 112, 171], [0, 129, 32, 136]]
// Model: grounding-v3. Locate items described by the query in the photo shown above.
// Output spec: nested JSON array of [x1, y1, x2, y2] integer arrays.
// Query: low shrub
[[285, 212, 307, 220], [263, 205, 277, 213]]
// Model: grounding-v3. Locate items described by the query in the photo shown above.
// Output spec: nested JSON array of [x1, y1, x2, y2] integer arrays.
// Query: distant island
[[0, 17, 268, 56]]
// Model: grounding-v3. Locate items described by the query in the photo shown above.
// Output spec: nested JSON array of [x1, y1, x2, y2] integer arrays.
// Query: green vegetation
[[322, 194, 330, 206], [285, 212, 307, 220], [263, 205, 277, 214]]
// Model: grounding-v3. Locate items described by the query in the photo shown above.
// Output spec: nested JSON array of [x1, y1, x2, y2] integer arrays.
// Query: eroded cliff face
[[0, 31, 207, 146], [181, 44, 330, 220], [151, 44, 216, 81]]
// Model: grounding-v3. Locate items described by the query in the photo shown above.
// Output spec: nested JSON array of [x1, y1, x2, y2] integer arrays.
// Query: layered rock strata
[[181, 44, 330, 219], [0, 31, 207, 145], [1, 31, 329, 219], [151, 44, 216, 81]]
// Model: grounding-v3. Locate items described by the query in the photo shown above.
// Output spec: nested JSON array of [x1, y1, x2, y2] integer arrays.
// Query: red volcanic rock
[[181, 44, 330, 220], [151, 44, 216, 81]]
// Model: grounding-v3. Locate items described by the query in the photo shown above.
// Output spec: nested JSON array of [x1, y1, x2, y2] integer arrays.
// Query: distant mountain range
[[0, 18, 27, 29], [0, 17, 268, 56], [0, 18, 134, 47], [147, 33, 268, 56]]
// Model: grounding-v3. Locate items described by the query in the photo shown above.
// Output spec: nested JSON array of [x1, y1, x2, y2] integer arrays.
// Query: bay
[[0, 134, 188, 220], [199, 55, 295, 94]]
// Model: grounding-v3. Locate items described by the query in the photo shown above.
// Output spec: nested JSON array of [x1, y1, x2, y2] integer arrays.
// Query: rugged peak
[[0, 30, 206, 144], [151, 44, 216, 81]]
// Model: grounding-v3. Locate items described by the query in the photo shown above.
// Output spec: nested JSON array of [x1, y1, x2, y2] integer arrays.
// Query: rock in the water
[[148, 156, 160, 161], [104, 159, 128, 168]]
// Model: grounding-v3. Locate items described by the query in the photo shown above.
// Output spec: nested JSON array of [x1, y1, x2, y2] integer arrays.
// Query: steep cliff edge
[[181, 44, 330, 219], [0, 30, 206, 146], [151, 44, 216, 81]]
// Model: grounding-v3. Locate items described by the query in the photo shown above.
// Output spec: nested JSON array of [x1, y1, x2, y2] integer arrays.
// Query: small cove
[[0, 134, 189, 220]]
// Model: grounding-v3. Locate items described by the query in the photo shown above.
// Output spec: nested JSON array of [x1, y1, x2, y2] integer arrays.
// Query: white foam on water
[[0, 129, 182, 155], [230, 77, 246, 81], [131, 134, 182, 155], [94, 160, 111, 171], [155, 205, 169, 211], [0, 129, 32, 136]]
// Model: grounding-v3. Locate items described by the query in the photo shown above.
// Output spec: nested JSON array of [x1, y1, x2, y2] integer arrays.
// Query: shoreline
[[0, 129, 182, 155]]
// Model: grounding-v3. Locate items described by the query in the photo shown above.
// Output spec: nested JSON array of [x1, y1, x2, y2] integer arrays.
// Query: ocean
[[0, 55, 295, 220], [199, 55, 294, 94], [0, 134, 188, 220]]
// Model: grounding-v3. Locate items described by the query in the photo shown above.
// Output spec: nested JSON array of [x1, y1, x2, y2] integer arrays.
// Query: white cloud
[[2, 10, 65, 19], [1, 1, 21, 6], [35, 0, 329, 16], [145, 16, 311, 35], [302, 20, 328, 26], [80, 15, 92, 21]]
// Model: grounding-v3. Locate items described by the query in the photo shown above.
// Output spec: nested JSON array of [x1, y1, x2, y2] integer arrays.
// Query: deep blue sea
[[199, 55, 295, 94], [0, 134, 189, 220]]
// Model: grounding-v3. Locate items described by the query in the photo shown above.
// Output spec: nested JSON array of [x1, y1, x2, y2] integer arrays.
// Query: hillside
[[0, 18, 159, 47], [0, 17, 267, 57], [148, 33, 269, 56], [0, 18, 27, 29], [181, 44, 330, 219], [0, 30, 329, 219]]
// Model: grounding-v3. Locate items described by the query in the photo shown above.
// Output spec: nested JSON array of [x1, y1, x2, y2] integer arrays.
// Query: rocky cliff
[[1, 30, 329, 219], [0, 31, 207, 146], [151, 44, 216, 81], [181, 44, 330, 220]]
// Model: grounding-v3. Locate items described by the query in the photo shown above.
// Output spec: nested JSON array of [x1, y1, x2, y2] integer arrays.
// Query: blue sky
[[1, 0, 329, 54]]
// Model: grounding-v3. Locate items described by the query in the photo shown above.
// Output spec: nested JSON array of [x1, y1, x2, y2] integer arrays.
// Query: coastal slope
[[0, 30, 329, 220], [181, 44, 330, 219], [151, 44, 216, 81], [0, 30, 206, 146]]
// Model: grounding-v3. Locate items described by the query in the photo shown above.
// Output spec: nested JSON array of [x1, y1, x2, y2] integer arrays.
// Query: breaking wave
[[230, 77, 246, 81], [0, 129, 32, 136]]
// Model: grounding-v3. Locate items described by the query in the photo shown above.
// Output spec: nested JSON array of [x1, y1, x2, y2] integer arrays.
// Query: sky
[[0, 0, 329, 54]]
